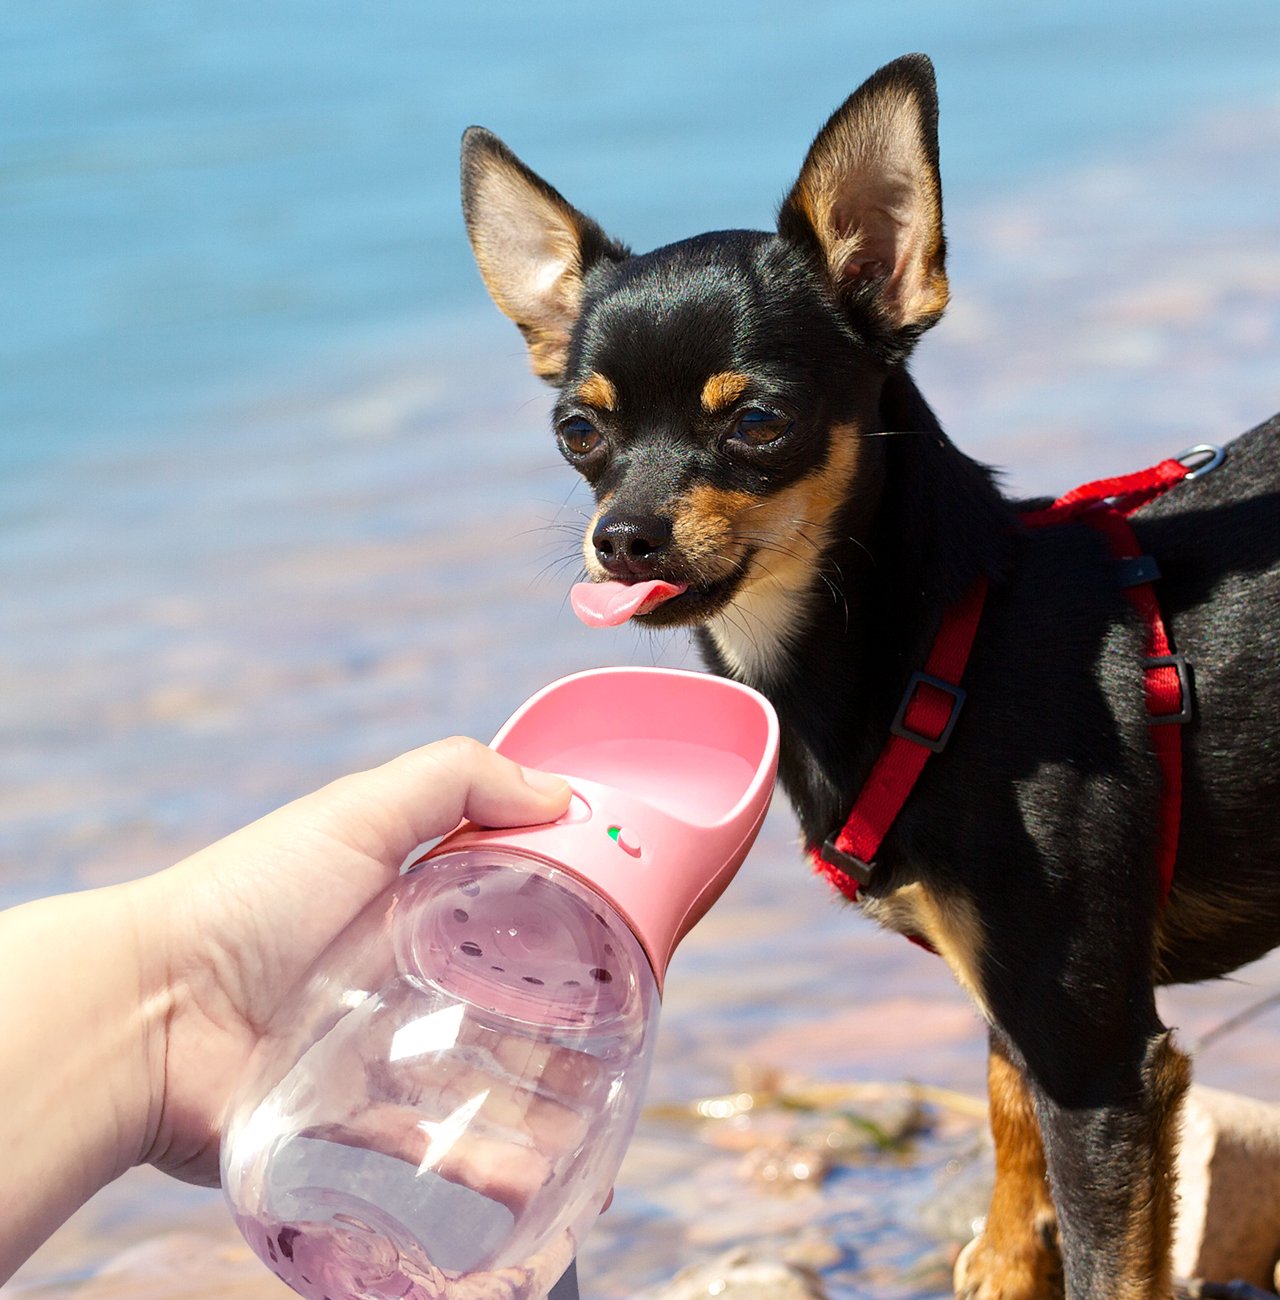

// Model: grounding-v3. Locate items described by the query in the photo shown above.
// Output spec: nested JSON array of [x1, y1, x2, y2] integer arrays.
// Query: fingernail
[[523, 768, 570, 798]]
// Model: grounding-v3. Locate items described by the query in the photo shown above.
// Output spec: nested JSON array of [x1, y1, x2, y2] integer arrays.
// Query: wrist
[[0, 885, 156, 1281]]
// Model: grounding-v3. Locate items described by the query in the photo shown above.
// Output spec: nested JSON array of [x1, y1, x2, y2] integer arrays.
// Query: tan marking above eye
[[700, 371, 752, 413], [575, 371, 618, 411]]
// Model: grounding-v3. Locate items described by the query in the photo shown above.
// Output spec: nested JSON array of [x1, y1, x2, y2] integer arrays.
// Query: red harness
[[814, 445, 1224, 912]]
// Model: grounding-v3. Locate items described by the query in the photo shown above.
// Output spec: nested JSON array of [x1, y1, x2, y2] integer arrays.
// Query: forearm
[[0, 885, 157, 1283]]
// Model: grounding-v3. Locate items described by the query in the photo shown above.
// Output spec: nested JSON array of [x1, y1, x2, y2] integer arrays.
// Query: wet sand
[[3, 100, 1280, 1299]]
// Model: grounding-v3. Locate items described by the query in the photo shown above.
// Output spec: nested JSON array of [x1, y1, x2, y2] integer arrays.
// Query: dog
[[458, 53, 1280, 1299]]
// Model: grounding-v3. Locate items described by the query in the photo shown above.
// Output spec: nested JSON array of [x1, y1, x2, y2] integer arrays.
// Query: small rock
[[639, 1247, 830, 1300]]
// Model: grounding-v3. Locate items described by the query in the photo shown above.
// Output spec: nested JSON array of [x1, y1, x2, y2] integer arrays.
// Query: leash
[[815, 444, 1225, 911]]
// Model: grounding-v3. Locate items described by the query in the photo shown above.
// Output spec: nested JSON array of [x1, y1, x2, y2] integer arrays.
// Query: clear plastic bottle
[[222, 846, 658, 1300]]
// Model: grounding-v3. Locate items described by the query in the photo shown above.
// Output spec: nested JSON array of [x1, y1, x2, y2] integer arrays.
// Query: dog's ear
[[461, 128, 628, 385], [778, 54, 947, 350]]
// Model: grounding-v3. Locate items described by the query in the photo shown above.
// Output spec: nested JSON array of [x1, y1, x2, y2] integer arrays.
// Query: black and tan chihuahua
[[460, 53, 1280, 1299]]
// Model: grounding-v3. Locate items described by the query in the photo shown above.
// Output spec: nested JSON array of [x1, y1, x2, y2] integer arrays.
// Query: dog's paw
[[954, 1228, 1064, 1300]]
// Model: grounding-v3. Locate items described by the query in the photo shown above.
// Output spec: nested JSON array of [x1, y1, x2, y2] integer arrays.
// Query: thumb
[[303, 737, 572, 868]]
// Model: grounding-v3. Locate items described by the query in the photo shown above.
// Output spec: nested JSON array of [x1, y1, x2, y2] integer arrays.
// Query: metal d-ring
[[1177, 443, 1226, 480]]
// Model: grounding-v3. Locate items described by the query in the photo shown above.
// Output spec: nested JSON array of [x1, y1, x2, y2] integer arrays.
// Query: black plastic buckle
[[1116, 555, 1162, 588], [1144, 652, 1194, 725], [821, 836, 875, 886], [889, 672, 968, 754]]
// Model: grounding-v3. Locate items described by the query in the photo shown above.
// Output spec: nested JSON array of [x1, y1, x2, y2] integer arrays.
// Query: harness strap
[[1019, 456, 1191, 527], [1024, 459, 1193, 903], [815, 577, 987, 895], [814, 447, 1216, 912]]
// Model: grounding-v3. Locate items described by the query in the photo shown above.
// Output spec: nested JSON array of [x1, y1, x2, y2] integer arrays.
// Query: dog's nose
[[592, 511, 673, 578]]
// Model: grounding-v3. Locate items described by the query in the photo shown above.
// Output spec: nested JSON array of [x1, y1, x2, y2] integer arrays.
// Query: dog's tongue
[[570, 579, 688, 628]]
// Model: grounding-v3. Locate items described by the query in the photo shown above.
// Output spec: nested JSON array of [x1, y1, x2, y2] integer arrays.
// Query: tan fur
[[671, 483, 755, 569], [955, 1043, 1063, 1300], [957, 1035, 1190, 1300], [791, 84, 948, 327], [700, 370, 752, 413], [1114, 1033, 1189, 1299], [464, 160, 588, 382], [862, 881, 992, 1024], [702, 424, 864, 681], [576, 371, 618, 411], [523, 328, 574, 382], [1153, 883, 1260, 984]]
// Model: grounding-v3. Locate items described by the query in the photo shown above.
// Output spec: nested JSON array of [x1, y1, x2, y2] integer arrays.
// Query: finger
[[306, 737, 571, 868]]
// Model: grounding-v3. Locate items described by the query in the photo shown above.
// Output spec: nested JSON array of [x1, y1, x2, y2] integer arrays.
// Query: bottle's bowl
[[221, 849, 660, 1300]]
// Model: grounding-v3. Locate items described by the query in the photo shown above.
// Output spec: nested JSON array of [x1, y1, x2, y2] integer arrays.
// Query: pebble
[[639, 1247, 830, 1300]]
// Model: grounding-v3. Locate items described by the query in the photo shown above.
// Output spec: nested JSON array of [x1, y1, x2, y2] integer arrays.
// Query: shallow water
[[4, 5, 1280, 1298]]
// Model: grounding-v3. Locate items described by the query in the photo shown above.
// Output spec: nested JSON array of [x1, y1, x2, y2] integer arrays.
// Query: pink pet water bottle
[[221, 667, 779, 1300]]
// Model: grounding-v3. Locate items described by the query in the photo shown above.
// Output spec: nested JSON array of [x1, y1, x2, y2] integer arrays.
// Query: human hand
[[131, 737, 572, 1186], [0, 737, 569, 1283]]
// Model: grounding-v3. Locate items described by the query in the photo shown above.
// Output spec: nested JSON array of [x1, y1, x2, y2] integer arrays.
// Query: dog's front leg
[[1025, 1026, 1191, 1300], [954, 1033, 1062, 1300]]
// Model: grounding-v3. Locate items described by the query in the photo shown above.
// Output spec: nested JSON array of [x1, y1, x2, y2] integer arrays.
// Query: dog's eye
[[732, 408, 793, 446], [558, 417, 603, 457]]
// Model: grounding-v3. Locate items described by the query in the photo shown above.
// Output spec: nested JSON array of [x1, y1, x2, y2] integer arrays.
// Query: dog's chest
[[706, 579, 815, 686]]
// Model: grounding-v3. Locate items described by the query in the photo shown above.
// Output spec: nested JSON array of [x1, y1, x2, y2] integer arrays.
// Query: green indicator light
[[607, 826, 621, 842]]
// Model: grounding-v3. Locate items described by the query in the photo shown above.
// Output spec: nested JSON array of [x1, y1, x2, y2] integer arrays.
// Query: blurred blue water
[[3, 0, 1279, 473]]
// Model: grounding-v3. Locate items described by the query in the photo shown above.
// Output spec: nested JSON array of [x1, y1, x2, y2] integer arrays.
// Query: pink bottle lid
[[425, 668, 779, 990]]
